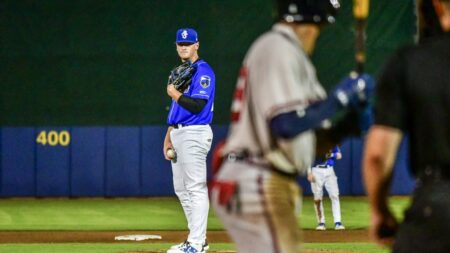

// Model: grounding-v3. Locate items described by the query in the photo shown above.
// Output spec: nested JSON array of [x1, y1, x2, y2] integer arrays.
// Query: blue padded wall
[[35, 127, 71, 197], [141, 126, 174, 196], [105, 127, 141, 197], [0, 126, 416, 197], [1, 128, 35, 196], [71, 127, 106, 197], [351, 138, 366, 195]]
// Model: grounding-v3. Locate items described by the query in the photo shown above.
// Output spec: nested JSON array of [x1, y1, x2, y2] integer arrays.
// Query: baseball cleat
[[335, 222, 345, 230], [203, 239, 209, 251], [316, 223, 326, 230], [168, 240, 208, 253], [170, 240, 188, 250], [167, 242, 204, 253]]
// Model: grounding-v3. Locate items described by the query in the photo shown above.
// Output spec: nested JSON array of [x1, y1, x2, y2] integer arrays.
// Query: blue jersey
[[319, 146, 341, 167], [167, 59, 215, 125]]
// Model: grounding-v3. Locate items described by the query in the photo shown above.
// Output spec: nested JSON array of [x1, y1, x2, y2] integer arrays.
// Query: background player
[[308, 145, 345, 230], [363, 0, 450, 252], [211, 0, 374, 252], [164, 28, 215, 253]]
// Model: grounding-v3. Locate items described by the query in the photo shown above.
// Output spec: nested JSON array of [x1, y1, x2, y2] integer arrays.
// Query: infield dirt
[[0, 229, 368, 243]]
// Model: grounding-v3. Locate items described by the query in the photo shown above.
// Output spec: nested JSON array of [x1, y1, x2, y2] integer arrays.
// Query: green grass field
[[0, 197, 410, 252], [0, 243, 391, 253]]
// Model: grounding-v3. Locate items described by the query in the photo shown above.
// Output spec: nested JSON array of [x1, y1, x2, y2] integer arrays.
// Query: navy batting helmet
[[275, 0, 341, 24]]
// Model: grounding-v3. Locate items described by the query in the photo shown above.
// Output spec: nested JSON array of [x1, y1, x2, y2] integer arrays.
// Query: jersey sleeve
[[189, 64, 215, 101], [375, 48, 408, 130], [250, 40, 316, 121], [333, 146, 340, 154]]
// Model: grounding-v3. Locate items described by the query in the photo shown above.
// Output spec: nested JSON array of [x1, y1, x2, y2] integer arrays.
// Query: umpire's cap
[[275, 0, 340, 24], [176, 28, 199, 44]]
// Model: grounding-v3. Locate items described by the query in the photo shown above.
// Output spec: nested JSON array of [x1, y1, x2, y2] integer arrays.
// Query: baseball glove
[[168, 61, 197, 92]]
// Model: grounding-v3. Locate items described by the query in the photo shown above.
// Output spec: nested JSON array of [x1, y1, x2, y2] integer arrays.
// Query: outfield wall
[[0, 126, 415, 197], [0, 2, 417, 197]]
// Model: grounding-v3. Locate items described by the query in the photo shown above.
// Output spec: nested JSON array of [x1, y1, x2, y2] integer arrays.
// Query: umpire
[[363, 0, 450, 252]]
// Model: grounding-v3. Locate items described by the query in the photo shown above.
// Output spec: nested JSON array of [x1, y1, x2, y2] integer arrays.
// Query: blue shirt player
[[163, 28, 215, 253], [167, 58, 215, 126], [308, 145, 346, 231], [321, 146, 342, 167]]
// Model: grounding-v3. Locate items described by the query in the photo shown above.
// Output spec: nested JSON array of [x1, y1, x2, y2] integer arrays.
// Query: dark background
[[0, 0, 416, 126]]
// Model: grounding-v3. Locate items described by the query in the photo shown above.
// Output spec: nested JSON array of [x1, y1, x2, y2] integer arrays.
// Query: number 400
[[36, 131, 71, 146]]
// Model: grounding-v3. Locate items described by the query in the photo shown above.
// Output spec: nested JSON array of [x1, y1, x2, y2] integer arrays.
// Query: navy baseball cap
[[175, 28, 198, 44]]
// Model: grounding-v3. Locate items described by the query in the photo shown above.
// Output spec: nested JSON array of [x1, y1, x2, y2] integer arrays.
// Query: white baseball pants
[[310, 166, 342, 224], [170, 125, 213, 245]]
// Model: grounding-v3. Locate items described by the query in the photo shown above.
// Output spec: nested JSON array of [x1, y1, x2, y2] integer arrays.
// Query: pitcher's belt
[[171, 124, 208, 129]]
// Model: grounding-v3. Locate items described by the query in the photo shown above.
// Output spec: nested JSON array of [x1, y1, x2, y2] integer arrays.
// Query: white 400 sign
[[36, 130, 70, 146]]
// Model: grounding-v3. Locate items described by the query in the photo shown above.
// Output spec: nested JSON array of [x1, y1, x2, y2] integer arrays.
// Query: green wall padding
[[0, 0, 415, 125]]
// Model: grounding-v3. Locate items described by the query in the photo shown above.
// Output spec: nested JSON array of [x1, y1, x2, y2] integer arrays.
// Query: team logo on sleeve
[[200, 75, 211, 88]]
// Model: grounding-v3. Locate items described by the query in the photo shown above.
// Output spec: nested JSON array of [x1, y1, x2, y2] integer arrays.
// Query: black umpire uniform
[[374, 15, 450, 253]]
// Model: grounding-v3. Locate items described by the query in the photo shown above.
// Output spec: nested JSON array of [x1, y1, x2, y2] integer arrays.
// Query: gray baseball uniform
[[212, 23, 326, 253]]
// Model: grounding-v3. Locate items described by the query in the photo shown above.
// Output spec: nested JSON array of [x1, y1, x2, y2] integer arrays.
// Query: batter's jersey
[[375, 32, 450, 175], [167, 59, 215, 125], [224, 23, 327, 172]]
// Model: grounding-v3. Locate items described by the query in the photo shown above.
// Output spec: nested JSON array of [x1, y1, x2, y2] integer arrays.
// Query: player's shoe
[[203, 239, 209, 251], [169, 240, 209, 251], [316, 223, 326, 230], [167, 240, 208, 253], [335, 222, 345, 230], [167, 242, 205, 253], [170, 240, 188, 250]]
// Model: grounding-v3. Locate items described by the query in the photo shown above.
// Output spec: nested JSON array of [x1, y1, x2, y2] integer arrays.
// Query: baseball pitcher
[[164, 28, 215, 253]]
